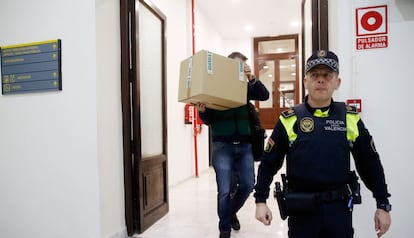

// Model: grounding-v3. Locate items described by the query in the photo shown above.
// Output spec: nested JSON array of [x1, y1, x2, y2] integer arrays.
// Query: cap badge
[[317, 50, 327, 58], [300, 117, 314, 133]]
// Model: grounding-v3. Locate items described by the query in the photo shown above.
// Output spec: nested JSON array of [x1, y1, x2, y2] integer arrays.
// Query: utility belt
[[274, 172, 361, 220]]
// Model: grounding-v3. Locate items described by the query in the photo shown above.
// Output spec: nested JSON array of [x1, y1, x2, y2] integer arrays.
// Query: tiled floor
[[134, 167, 289, 238]]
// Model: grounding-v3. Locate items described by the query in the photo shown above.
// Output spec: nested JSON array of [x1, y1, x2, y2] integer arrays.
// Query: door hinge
[[130, 140, 136, 154], [127, 0, 134, 12], [128, 69, 134, 83]]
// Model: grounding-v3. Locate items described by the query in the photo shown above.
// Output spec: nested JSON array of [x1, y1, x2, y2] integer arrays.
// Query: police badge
[[300, 117, 314, 133]]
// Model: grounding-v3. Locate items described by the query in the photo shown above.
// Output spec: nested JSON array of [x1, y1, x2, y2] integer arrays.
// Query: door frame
[[253, 34, 300, 129], [250, 0, 329, 129]]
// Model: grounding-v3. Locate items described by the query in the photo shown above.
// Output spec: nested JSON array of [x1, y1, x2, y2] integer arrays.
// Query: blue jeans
[[212, 142, 255, 232]]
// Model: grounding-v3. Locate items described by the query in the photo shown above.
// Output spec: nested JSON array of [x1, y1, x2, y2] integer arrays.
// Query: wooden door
[[120, 0, 168, 235], [253, 35, 300, 129]]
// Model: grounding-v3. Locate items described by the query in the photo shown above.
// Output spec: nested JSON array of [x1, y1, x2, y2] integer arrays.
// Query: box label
[[238, 62, 245, 82], [207, 51, 213, 75], [186, 57, 193, 88]]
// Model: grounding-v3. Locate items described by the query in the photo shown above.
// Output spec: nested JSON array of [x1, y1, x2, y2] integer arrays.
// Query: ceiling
[[196, 0, 303, 40]]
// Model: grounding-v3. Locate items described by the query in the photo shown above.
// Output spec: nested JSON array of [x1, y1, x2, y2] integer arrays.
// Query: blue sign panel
[[1, 39, 61, 94]]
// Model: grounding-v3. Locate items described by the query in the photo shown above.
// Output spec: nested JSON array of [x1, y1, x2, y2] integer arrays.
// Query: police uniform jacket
[[254, 97, 391, 206]]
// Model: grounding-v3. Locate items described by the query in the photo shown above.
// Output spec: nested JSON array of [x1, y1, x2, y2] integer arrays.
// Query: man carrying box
[[196, 52, 269, 238]]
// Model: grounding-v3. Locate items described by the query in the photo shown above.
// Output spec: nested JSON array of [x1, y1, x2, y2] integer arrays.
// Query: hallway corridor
[[134, 167, 288, 238]]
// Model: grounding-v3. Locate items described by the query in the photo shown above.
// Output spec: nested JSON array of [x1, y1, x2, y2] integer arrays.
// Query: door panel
[[257, 59, 279, 129], [139, 0, 164, 158], [120, 0, 168, 235], [279, 58, 298, 109], [139, 156, 168, 230]]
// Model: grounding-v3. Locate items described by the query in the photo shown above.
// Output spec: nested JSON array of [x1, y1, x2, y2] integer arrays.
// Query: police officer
[[254, 50, 391, 238]]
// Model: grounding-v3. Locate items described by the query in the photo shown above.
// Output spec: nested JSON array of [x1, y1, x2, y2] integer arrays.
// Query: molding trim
[[106, 227, 127, 238]]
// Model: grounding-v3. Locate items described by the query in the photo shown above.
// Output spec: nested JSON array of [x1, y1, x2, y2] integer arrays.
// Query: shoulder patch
[[346, 105, 358, 114], [281, 109, 296, 118], [264, 138, 275, 153]]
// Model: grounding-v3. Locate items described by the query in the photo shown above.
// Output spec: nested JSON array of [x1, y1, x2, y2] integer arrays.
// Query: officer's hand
[[374, 209, 391, 237], [255, 203, 273, 225]]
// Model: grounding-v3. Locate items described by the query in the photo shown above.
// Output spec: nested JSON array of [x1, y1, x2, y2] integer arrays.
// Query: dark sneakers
[[219, 214, 239, 237], [219, 230, 231, 238], [231, 214, 240, 231]]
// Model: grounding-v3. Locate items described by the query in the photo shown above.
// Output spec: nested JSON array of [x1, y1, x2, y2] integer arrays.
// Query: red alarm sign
[[356, 5, 388, 50], [346, 99, 362, 112]]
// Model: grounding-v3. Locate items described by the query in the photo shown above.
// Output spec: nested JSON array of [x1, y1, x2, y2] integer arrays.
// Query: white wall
[[194, 3, 226, 55], [96, 0, 125, 237], [0, 0, 101, 238], [330, 0, 412, 237]]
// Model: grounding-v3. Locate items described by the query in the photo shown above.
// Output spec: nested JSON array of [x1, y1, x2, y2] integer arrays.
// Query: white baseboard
[[106, 227, 127, 238]]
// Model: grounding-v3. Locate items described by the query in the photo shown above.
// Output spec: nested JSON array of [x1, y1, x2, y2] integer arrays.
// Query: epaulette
[[346, 105, 358, 114], [281, 108, 296, 118]]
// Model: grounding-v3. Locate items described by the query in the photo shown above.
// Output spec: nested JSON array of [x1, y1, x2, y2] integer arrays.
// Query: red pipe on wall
[[191, 0, 199, 177], [191, 0, 195, 55]]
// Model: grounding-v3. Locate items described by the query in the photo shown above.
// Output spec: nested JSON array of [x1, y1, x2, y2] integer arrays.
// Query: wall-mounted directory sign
[[1, 39, 62, 95]]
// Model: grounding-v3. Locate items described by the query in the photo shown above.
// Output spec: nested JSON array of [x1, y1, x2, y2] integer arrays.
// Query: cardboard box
[[178, 50, 247, 110]]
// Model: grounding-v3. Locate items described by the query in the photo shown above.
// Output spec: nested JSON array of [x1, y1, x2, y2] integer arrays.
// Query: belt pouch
[[285, 192, 319, 215]]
